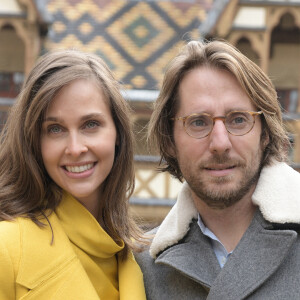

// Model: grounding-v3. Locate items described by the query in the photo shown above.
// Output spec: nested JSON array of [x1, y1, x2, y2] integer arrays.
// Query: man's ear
[[261, 129, 270, 150], [167, 138, 177, 158]]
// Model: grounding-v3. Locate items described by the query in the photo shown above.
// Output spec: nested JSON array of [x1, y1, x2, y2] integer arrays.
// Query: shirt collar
[[197, 214, 232, 268]]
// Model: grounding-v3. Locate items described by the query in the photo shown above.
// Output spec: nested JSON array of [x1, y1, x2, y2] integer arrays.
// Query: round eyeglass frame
[[171, 111, 263, 139]]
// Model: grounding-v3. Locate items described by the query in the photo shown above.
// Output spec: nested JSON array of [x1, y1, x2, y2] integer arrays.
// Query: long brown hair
[[0, 50, 144, 256], [148, 40, 289, 181]]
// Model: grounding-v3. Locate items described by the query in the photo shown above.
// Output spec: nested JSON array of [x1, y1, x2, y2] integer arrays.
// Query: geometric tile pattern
[[107, 3, 176, 63], [46, 0, 212, 90]]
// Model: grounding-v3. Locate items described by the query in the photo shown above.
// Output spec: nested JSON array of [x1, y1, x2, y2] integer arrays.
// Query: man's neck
[[193, 188, 257, 253]]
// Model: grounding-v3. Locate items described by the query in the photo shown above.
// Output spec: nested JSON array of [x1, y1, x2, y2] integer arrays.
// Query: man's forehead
[[176, 68, 256, 115]]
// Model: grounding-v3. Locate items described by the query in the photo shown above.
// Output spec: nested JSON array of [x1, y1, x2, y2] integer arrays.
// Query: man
[[136, 40, 300, 299]]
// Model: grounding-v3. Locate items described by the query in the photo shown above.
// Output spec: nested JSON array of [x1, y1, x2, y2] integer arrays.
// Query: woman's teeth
[[65, 163, 93, 173]]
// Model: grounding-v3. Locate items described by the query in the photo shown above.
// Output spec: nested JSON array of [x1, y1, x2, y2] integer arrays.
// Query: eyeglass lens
[[185, 111, 255, 138]]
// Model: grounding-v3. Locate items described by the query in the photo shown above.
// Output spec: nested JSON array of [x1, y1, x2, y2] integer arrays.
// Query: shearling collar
[[150, 161, 300, 258]]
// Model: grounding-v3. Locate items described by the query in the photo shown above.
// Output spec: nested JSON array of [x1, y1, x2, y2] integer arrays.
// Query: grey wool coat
[[135, 162, 300, 299]]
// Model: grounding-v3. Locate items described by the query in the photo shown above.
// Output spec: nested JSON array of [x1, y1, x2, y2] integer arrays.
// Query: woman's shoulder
[[0, 218, 22, 247], [0, 218, 23, 291], [0, 212, 70, 248], [0, 216, 44, 242], [0, 214, 100, 298], [0, 217, 39, 262], [0, 212, 62, 253], [0, 213, 77, 284]]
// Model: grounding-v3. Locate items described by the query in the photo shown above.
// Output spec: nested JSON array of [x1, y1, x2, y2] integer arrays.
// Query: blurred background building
[[0, 0, 299, 227]]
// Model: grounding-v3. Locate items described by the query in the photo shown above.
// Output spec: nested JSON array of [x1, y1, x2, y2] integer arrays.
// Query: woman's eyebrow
[[43, 116, 60, 123], [43, 113, 105, 123], [80, 113, 105, 121]]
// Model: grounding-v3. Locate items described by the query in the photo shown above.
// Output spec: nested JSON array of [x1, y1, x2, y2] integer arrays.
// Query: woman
[[0, 50, 146, 299]]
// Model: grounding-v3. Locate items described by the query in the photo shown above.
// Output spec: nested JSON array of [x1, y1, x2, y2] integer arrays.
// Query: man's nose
[[208, 120, 232, 154], [65, 133, 88, 157]]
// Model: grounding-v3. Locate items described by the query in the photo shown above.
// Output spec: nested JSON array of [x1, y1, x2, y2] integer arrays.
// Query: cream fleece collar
[[150, 161, 300, 258]]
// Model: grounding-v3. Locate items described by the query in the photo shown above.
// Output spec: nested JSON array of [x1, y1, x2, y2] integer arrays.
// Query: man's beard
[[182, 152, 263, 209]]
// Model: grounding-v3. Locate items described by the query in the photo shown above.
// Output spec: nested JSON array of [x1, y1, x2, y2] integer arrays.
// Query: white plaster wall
[[0, 0, 22, 14], [234, 7, 266, 28]]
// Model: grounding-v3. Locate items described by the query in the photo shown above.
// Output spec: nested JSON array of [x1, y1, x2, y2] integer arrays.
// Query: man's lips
[[203, 164, 237, 177], [204, 164, 236, 171]]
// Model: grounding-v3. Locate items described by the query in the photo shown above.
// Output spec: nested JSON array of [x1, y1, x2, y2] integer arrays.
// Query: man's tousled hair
[[148, 40, 289, 181]]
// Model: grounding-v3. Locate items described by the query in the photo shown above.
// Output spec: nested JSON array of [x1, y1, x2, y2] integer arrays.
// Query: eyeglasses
[[171, 111, 263, 139]]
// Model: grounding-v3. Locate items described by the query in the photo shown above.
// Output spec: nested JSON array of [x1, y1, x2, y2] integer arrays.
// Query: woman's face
[[41, 79, 117, 215]]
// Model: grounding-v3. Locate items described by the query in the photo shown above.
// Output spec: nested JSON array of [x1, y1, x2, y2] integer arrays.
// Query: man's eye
[[84, 120, 100, 129], [193, 119, 205, 126], [189, 117, 208, 127], [233, 117, 246, 124]]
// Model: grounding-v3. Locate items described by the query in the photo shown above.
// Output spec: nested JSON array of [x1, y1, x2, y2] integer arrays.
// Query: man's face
[[173, 67, 265, 209]]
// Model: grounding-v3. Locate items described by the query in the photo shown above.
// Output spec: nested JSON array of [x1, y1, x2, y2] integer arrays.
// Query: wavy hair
[[0, 50, 144, 256], [148, 40, 289, 181]]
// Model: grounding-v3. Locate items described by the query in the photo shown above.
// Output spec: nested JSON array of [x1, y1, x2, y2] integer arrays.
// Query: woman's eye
[[48, 125, 62, 134], [84, 120, 100, 129]]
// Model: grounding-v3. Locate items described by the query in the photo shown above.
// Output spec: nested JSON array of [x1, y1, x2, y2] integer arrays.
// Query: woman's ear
[[114, 134, 120, 160], [115, 130, 120, 146]]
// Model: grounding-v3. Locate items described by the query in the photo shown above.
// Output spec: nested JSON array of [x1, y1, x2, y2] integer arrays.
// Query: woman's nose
[[64, 133, 88, 157]]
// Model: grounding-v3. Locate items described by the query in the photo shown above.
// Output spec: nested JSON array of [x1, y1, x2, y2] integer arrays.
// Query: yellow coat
[[0, 195, 146, 300]]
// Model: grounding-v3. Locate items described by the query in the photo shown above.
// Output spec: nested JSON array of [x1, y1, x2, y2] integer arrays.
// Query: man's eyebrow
[[224, 108, 253, 114]]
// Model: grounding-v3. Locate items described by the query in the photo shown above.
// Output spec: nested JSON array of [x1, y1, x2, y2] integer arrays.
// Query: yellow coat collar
[[15, 195, 145, 299]]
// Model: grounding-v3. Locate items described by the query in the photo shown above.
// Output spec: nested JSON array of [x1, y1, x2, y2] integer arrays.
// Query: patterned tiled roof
[[45, 0, 214, 90]]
